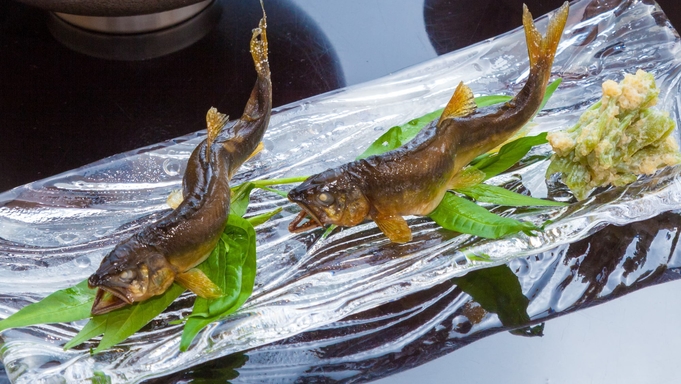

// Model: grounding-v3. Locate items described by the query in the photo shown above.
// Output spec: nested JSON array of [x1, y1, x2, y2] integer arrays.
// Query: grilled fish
[[288, 3, 568, 243], [88, 14, 271, 315]]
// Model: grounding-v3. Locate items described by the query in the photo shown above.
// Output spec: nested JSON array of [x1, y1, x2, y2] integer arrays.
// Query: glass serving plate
[[148, 210, 681, 383], [2, 0, 681, 382]]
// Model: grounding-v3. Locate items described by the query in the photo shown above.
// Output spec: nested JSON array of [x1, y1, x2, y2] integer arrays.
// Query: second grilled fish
[[288, 3, 569, 243], [87, 14, 272, 315]]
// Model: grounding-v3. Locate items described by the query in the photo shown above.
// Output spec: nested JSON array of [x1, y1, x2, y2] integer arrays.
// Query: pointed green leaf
[[190, 218, 248, 318], [63, 315, 107, 350], [473, 133, 548, 179], [463, 252, 494, 263], [321, 224, 338, 239], [429, 193, 538, 239], [90, 371, 112, 384], [474, 95, 513, 108], [456, 184, 567, 207], [357, 109, 443, 159], [259, 186, 289, 198], [230, 182, 256, 217], [538, 78, 562, 113], [453, 265, 530, 327], [246, 207, 283, 227], [0, 280, 94, 332], [180, 215, 257, 351], [180, 314, 218, 352], [250, 176, 309, 188], [468, 78, 561, 168], [92, 283, 185, 353]]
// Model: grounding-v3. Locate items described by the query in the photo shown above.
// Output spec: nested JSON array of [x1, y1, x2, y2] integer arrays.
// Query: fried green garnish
[[547, 69, 681, 200]]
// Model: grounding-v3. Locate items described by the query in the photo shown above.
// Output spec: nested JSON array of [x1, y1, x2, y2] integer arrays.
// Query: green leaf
[[357, 108, 443, 159], [190, 216, 254, 318], [92, 284, 185, 354], [92, 283, 185, 353], [538, 78, 562, 113], [473, 133, 548, 179], [474, 95, 513, 108], [249, 176, 309, 188], [321, 224, 337, 239], [456, 184, 567, 207], [90, 371, 112, 384], [180, 215, 257, 351], [429, 192, 538, 239], [453, 265, 530, 327], [466, 253, 494, 263], [468, 79, 559, 177], [0, 280, 95, 332], [230, 182, 256, 217], [62, 284, 185, 352], [188, 241, 233, 317], [259, 186, 289, 198], [246, 207, 283, 227], [64, 315, 107, 350]]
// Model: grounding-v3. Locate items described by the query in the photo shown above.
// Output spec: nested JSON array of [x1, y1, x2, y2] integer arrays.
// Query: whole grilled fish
[[87, 15, 271, 315], [288, 3, 568, 243]]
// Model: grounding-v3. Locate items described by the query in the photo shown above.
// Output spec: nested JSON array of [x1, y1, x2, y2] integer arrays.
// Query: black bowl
[[13, 0, 208, 16]]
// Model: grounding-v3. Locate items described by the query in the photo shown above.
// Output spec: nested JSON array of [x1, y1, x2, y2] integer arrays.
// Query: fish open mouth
[[91, 286, 132, 315], [288, 207, 323, 233]]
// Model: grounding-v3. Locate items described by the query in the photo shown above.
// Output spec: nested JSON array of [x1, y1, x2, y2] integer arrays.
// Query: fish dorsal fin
[[206, 107, 229, 148], [176, 268, 223, 299], [440, 82, 477, 123]]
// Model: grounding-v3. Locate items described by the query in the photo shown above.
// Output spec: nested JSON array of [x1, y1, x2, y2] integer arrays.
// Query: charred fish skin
[[88, 13, 271, 315], [288, 3, 569, 244]]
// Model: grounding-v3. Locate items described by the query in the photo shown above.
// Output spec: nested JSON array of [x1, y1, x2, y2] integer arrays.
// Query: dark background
[[2, 0, 679, 193]]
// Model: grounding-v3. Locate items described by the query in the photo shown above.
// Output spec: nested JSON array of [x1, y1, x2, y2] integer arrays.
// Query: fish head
[[288, 168, 370, 232], [88, 239, 175, 315]]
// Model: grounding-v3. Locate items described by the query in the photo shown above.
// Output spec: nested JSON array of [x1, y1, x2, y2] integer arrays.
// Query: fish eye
[[317, 192, 335, 206], [119, 269, 136, 283]]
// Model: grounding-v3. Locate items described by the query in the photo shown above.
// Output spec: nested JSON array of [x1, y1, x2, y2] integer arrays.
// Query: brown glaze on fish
[[288, 3, 568, 243], [88, 14, 271, 315]]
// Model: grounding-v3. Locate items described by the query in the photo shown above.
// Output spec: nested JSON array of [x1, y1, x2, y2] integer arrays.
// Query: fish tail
[[523, 2, 569, 82], [228, 0, 272, 173], [250, 1, 269, 78]]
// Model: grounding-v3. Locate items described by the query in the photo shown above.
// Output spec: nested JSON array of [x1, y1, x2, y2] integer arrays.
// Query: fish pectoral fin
[[176, 268, 223, 299], [440, 82, 477, 123], [374, 214, 412, 244], [206, 107, 229, 148]]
